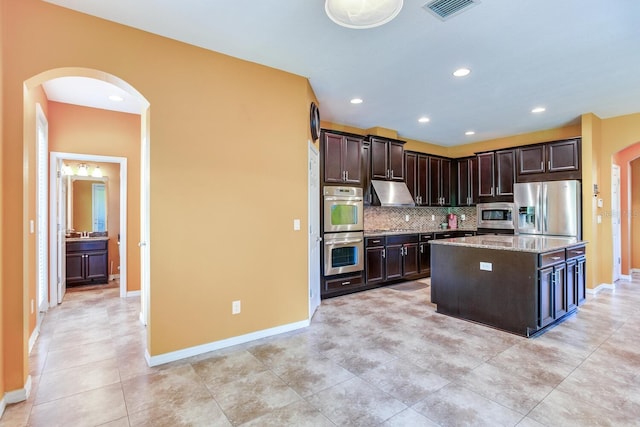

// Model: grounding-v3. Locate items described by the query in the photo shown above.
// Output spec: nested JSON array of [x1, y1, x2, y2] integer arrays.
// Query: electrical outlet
[[404, 214, 410, 222], [232, 300, 241, 314], [293, 219, 300, 230], [480, 262, 493, 271], [460, 214, 466, 221], [431, 215, 435, 221]]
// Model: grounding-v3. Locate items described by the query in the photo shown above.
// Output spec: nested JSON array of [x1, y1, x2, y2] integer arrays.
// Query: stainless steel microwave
[[477, 202, 515, 230]]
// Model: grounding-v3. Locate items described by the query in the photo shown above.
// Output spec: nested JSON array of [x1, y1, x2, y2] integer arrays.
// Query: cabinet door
[[85, 250, 108, 282], [365, 246, 385, 284], [385, 244, 403, 280], [457, 158, 471, 206], [419, 241, 431, 276], [477, 152, 495, 197], [362, 143, 372, 205], [576, 257, 586, 305], [323, 133, 345, 183], [370, 138, 389, 180], [343, 136, 363, 185], [553, 263, 567, 318], [66, 252, 85, 284], [441, 158, 452, 206], [566, 260, 578, 312], [388, 141, 405, 181], [539, 266, 554, 327], [518, 145, 545, 175], [405, 152, 417, 203], [495, 149, 515, 196], [547, 139, 579, 173], [428, 157, 441, 205], [417, 155, 429, 206], [403, 243, 419, 277]]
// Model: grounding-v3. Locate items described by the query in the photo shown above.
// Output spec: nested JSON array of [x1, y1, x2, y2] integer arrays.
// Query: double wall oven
[[323, 186, 364, 277]]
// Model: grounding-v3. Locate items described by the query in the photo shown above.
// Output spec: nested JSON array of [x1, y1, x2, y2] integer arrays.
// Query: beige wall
[[0, 0, 4, 399], [2, 0, 317, 393], [48, 102, 135, 286]]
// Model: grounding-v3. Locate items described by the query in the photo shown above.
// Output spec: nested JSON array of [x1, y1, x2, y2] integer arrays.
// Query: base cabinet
[[66, 239, 109, 286]]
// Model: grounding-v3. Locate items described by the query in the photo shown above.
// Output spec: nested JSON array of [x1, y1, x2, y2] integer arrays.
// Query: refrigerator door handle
[[542, 183, 548, 233]]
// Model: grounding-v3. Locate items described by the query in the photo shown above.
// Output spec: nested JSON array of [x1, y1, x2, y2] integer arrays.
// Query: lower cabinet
[[537, 245, 586, 327], [66, 239, 109, 285], [418, 233, 433, 276], [365, 234, 422, 286]]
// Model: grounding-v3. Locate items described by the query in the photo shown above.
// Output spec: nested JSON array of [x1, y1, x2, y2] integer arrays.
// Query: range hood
[[370, 180, 416, 207]]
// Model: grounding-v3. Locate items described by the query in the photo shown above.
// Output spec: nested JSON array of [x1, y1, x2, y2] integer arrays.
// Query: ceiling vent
[[423, 0, 479, 21]]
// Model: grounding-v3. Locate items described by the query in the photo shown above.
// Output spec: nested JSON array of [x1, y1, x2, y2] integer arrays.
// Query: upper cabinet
[[516, 138, 581, 182], [428, 156, 452, 206], [456, 156, 478, 206], [477, 149, 516, 202], [405, 151, 428, 206], [322, 131, 364, 185], [370, 136, 405, 182]]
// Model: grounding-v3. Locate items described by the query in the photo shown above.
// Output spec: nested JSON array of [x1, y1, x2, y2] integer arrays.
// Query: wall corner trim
[[4, 376, 32, 405], [145, 319, 311, 367], [586, 283, 616, 295]]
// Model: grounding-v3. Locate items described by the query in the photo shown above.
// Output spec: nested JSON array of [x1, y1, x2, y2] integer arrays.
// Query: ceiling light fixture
[[453, 68, 471, 77], [350, 98, 363, 104], [325, 0, 404, 29], [465, 131, 475, 135], [108, 95, 124, 102], [418, 117, 430, 123], [531, 107, 546, 113]]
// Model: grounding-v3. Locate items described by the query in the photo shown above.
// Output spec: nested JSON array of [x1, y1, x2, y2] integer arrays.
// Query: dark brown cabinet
[[429, 157, 452, 206], [517, 138, 581, 182], [322, 131, 363, 185], [418, 233, 433, 276], [477, 149, 515, 201], [364, 234, 420, 286], [404, 152, 428, 205], [365, 237, 386, 285], [370, 136, 405, 182], [456, 156, 478, 206], [66, 239, 109, 285], [362, 142, 372, 204]]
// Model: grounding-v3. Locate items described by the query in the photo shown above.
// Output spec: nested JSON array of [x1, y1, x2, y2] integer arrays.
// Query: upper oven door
[[323, 187, 364, 232]]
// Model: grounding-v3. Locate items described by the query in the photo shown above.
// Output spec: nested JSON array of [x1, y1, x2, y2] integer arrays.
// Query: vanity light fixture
[[325, 0, 404, 29], [418, 117, 430, 123], [350, 98, 363, 104], [453, 68, 471, 77], [531, 106, 546, 113], [61, 164, 74, 175], [91, 166, 103, 178], [77, 163, 89, 176]]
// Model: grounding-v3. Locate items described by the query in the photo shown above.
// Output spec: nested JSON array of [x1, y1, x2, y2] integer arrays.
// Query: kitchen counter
[[65, 236, 109, 242], [364, 227, 476, 237], [430, 234, 585, 253]]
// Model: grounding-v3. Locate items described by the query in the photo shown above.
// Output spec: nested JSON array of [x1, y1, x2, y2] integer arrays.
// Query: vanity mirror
[[67, 176, 108, 233]]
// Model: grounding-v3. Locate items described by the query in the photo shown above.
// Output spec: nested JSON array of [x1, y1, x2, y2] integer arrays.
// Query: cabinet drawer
[[539, 249, 565, 267], [66, 240, 108, 252], [386, 234, 418, 245], [419, 233, 434, 242], [566, 245, 586, 260], [324, 274, 364, 292], [434, 232, 455, 239], [365, 237, 385, 247]]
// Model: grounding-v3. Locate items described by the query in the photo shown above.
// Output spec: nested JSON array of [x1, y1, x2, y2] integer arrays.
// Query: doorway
[[308, 141, 320, 318], [612, 164, 622, 281]]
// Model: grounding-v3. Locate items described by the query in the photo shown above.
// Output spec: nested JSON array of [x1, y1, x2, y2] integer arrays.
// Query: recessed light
[[418, 117, 430, 123], [531, 107, 546, 113], [350, 98, 363, 104], [109, 95, 124, 102], [465, 131, 475, 135], [453, 68, 471, 77]]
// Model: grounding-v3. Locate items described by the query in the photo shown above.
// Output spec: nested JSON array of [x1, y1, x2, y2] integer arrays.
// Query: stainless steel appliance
[[323, 186, 364, 233], [514, 180, 581, 238], [477, 202, 515, 231], [323, 231, 364, 276]]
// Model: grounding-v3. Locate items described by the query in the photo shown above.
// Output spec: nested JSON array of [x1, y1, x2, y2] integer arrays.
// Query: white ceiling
[[42, 0, 640, 146]]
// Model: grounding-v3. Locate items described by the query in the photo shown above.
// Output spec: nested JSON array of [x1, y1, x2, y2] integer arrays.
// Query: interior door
[[612, 165, 622, 281], [308, 142, 321, 318]]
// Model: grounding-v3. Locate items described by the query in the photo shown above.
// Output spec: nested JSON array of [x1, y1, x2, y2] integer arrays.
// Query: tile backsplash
[[364, 206, 477, 230]]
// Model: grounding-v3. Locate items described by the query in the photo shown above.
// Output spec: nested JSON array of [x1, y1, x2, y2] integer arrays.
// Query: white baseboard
[[109, 274, 120, 281], [631, 268, 640, 274], [0, 396, 5, 419], [587, 283, 616, 295], [619, 274, 632, 281], [28, 326, 39, 354], [126, 290, 141, 297], [4, 376, 32, 405], [145, 319, 310, 367]]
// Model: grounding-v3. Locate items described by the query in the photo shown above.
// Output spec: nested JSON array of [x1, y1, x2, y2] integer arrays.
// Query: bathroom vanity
[[65, 237, 109, 285]]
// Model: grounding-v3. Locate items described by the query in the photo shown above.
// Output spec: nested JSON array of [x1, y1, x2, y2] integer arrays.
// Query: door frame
[[50, 152, 128, 303], [612, 164, 622, 281], [308, 141, 321, 319]]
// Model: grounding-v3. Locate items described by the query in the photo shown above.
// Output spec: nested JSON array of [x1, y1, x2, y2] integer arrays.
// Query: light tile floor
[[2, 275, 640, 426]]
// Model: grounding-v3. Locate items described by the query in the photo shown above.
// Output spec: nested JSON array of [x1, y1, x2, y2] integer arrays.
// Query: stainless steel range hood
[[370, 180, 416, 207]]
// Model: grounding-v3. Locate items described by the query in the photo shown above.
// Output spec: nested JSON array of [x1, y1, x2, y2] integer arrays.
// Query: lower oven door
[[323, 231, 364, 276]]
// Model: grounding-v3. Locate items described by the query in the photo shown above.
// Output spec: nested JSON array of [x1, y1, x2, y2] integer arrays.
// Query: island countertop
[[429, 234, 586, 253]]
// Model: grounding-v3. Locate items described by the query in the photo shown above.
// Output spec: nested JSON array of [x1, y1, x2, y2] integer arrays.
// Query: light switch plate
[[293, 219, 300, 230], [597, 198, 604, 208], [480, 262, 492, 271]]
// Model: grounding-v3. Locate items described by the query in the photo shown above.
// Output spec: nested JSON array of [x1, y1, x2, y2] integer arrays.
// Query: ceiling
[[42, 0, 640, 147]]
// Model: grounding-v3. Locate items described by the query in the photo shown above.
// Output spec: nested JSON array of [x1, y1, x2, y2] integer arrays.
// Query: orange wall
[[613, 142, 640, 274], [48, 102, 137, 289], [2, 0, 317, 393], [632, 159, 640, 269], [0, 0, 4, 399]]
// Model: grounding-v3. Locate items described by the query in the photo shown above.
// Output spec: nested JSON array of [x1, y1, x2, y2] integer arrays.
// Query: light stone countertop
[[429, 234, 586, 253], [65, 236, 109, 242], [364, 228, 477, 237]]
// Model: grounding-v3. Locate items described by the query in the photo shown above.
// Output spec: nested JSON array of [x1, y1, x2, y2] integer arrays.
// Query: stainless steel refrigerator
[[514, 180, 581, 238]]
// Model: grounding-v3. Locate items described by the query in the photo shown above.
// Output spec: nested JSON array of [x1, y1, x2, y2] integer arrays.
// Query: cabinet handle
[[371, 240, 381, 244], [390, 169, 394, 179], [548, 161, 551, 170], [345, 171, 349, 181], [341, 281, 351, 286], [573, 250, 584, 254], [382, 249, 386, 258], [550, 256, 562, 260], [420, 245, 424, 254]]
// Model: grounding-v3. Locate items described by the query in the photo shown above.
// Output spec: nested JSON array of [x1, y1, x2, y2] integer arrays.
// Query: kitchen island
[[430, 234, 587, 337]]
